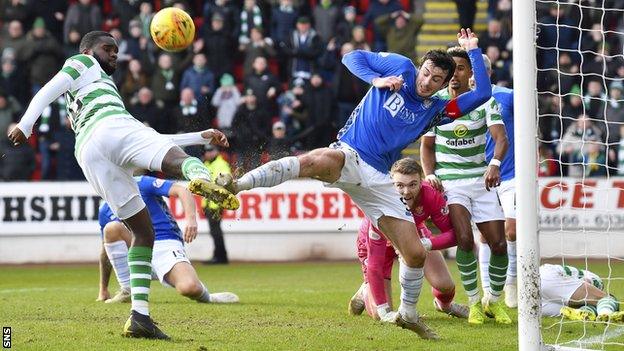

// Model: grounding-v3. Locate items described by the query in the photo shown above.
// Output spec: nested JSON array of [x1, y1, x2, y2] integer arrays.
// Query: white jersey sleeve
[[61, 54, 102, 92], [485, 97, 504, 127]]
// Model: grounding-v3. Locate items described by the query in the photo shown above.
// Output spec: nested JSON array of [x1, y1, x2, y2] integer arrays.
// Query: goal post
[[513, 0, 543, 350]]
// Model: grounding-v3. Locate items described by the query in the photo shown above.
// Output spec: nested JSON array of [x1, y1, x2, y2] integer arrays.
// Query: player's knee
[[401, 245, 426, 267], [505, 226, 516, 241], [456, 232, 474, 251], [176, 279, 203, 297], [490, 240, 508, 256], [103, 222, 126, 243]]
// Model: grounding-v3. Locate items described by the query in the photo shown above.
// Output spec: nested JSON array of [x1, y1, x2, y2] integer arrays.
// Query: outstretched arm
[[164, 129, 230, 148], [444, 29, 492, 119], [9, 71, 72, 145], [97, 244, 112, 301], [342, 50, 413, 91], [168, 183, 199, 243]]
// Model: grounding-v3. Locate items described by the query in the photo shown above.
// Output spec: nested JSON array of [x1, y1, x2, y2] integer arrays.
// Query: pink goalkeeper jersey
[[356, 181, 456, 306]]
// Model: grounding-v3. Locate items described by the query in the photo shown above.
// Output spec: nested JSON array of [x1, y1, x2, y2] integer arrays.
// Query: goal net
[[517, 0, 624, 350]]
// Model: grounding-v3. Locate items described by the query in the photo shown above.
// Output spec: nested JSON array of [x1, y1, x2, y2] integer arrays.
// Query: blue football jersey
[[338, 51, 451, 173], [485, 86, 514, 181], [98, 176, 183, 242]]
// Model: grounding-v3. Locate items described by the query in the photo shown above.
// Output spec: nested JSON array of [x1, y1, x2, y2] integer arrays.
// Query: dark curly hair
[[420, 49, 456, 83]]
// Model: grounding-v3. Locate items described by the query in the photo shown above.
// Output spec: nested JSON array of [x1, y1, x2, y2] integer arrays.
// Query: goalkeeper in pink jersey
[[348, 158, 468, 319]]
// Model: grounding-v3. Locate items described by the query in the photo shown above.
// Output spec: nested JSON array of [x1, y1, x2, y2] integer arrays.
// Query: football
[[149, 7, 195, 52]]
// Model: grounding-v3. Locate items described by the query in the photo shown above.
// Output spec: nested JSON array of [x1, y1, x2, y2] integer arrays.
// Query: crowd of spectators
[[0, 0, 621, 181]]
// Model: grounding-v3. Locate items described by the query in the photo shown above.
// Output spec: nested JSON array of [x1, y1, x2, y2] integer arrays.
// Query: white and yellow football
[[150, 7, 195, 52]]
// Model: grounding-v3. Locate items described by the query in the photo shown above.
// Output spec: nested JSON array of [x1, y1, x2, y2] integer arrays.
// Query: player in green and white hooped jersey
[[540, 264, 621, 322], [8, 31, 239, 340], [420, 46, 510, 325]]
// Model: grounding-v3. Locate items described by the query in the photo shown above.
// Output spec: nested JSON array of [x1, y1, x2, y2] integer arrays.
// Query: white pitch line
[[559, 325, 624, 350]]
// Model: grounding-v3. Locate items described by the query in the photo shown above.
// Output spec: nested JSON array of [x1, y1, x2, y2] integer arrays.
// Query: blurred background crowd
[[0, 0, 622, 181]]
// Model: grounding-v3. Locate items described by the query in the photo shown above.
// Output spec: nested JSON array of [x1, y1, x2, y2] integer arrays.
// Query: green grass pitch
[[1, 260, 623, 350]]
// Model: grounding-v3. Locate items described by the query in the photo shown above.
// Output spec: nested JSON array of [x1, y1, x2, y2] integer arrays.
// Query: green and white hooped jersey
[[60, 54, 130, 155], [425, 88, 503, 181], [558, 265, 604, 291]]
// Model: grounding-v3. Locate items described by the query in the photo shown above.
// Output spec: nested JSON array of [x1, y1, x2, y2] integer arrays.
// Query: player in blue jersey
[[217, 29, 492, 339], [96, 175, 239, 305], [475, 55, 518, 309]]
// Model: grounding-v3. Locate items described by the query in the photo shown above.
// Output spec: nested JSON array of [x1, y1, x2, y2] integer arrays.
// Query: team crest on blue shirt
[[422, 99, 432, 109], [153, 179, 165, 188], [383, 92, 405, 117]]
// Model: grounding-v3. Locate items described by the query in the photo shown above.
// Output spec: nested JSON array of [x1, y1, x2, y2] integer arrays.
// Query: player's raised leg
[[222, 147, 345, 194]]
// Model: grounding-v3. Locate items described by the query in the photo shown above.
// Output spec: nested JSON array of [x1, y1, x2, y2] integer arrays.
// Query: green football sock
[[181, 157, 212, 181], [456, 248, 480, 304], [489, 253, 509, 300], [128, 246, 152, 316]]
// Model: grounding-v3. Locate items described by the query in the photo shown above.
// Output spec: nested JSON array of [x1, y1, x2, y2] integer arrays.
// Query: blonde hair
[[390, 158, 424, 177]]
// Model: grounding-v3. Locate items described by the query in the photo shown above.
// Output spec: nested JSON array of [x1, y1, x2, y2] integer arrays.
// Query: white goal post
[[513, 0, 542, 350]]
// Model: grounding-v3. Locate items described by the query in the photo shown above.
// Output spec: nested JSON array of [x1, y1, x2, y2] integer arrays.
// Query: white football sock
[[506, 240, 517, 285], [193, 283, 211, 303], [398, 258, 423, 319], [104, 241, 130, 289], [478, 242, 491, 293], [237, 156, 300, 191]]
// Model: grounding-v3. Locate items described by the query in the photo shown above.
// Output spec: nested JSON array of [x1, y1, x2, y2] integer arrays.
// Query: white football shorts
[[442, 177, 505, 223], [77, 116, 177, 219], [325, 142, 413, 227], [496, 179, 516, 219], [540, 264, 585, 317], [152, 239, 191, 287]]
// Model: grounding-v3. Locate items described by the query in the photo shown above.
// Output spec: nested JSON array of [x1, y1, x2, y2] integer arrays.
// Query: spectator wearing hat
[[334, 5, 357, 46], [375, 10, 423, 63], [134, 1, 154, 40], [361, 0, 403, 52], [201, 13, 236, 81], [281, 16, 323, 81], [276, 77, 307, 136], [267, 120, 294, 160], [0, 56, 28, 108], [202, 0, 239, 38], [63, 0, 102, 44], [231, 89, 271, 170], [180, 53, 216, 104], [32, 0, 67, 43], [211, 73, 241, 135], [0, 123, 35, 181], [20, 17, 63, 95], [201, 144, 232, 264]]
